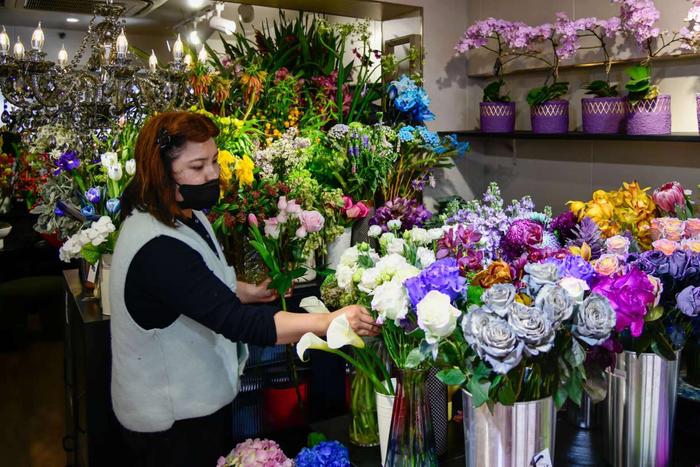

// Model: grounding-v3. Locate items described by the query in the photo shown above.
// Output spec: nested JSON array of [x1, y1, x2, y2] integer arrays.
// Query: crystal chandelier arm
[[0, 78, 30, 108]]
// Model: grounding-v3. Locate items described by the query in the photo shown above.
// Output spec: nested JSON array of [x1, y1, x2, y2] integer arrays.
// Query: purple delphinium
[[370, 197, 432, 232], [53, 150, 80, 175], [404, 257, 467, 308]]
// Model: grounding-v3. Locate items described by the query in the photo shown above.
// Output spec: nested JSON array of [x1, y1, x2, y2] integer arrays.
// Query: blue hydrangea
[[445, 133, 470, 158], [417, 126, 440, 148], [295, 441, 350, 467], [398, 125, 416, 142], [388, 75, 435, 123]]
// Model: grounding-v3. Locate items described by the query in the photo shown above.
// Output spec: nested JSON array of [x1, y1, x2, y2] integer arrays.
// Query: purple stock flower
[[369, 197, 432, 232], [404, 257, 466, 308], [85, 187, 101, 204], [592, 267, 656, 337], [53, 150, 80, 175], [677, 286, 700, 318]]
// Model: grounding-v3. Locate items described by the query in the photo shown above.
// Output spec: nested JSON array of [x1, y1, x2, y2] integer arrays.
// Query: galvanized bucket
[[604, 350, 680, 467], [461, 390, 556, 467]]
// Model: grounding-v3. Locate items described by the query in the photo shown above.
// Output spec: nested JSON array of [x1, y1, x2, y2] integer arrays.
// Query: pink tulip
[[653, 181, 686, 214], [264, 218, 280, 239], [247, 213, 258, 227], [295, 226, 307, 238]]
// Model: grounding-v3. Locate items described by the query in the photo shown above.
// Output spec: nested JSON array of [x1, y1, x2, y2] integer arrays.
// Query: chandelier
[[0, 0, 197, 133]]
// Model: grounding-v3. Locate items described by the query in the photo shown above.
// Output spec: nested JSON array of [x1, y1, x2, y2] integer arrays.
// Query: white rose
[[358, 268, 380, 293], [409, 228, 430, 245], [416, 247, 436, 268], [428, 228, 445, 241], [376, 254, 409, 278], [387, 219, 402, 231], [387, 238, 407, 255], [125, 159, 136, 175], [557, 277, 590, 304], [416, 290, 461, 344], [336, 264, 356, 290], [368, 225, 383, 238], [100, 152, 118, 168], [371, 278, 409, 322], [107, 163, 123, 181]]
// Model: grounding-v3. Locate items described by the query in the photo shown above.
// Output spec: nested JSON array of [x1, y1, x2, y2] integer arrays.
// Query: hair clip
[[156, 127, 173, 154]]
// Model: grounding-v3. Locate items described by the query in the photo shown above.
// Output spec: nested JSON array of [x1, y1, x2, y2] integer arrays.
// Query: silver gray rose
[[482, 283, 517, 317], [574, 293, 616, 346], [535, 284, 574, 327], [461, 306, 494, 347], [507, 302, 555, 356], [473, 317, 524, 375], [523, 262, 560, 296]]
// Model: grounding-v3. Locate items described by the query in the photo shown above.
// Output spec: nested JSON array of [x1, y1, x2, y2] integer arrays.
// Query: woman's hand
[[236, 279, 278, 304], [330, 305, 381, 337]]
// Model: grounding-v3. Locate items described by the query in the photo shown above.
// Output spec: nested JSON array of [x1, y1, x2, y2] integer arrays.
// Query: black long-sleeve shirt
[[124, 216, 279, 346]]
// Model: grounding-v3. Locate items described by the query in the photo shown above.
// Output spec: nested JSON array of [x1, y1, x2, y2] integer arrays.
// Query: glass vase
[[385, 368, 438, 467], [349, 370, 379, 447], [684, 339, 700, 388]]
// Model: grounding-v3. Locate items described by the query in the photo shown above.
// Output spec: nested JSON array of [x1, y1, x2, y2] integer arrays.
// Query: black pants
[[121, 403, 233, 467]]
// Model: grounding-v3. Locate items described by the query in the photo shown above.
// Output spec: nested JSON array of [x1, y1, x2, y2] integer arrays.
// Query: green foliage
[[584, 80, 619, 98], [483, 80, 511, 103], [526, 82, 569, 106], [624, 65, 657, 102]]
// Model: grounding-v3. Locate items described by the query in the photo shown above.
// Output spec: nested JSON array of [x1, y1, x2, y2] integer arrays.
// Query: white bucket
[[375, 378, 396, 465]]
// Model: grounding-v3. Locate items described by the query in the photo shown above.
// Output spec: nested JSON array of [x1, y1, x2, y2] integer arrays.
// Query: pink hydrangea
[[218, 438, 293, 467]]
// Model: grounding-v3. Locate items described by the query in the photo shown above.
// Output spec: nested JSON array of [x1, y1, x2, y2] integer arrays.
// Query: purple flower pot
[[581, 96, 626, 134], [626, 94, 671, 135], [480, 102, 515, 133], [530, 100, 569, 134]]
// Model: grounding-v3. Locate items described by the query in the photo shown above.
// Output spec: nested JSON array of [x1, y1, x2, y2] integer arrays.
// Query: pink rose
[[247, 213, 258, 227], [686, 218, 700, 239], [346, 202, 369, 219], [653, 181, 686, 214], [264, 218, 280, 239], [605, 235, 630, 256], [594, 254, 621, 276], [652, 238, 681, 255], [681, 239, 700, 253], [651, 217, 685, 241], [300, 210, 325, 233], [342, 196, 354, 211]]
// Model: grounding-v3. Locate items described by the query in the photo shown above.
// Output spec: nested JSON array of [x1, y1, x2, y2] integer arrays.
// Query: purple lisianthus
[[677, 286, 700, 318], [53, 150, 80, 175], [592, 267, 656, 337], [500, 219, 543, 260], [85, 187, 101, 204], [556, 254, 597, 284], [404, 257, 466, 308]]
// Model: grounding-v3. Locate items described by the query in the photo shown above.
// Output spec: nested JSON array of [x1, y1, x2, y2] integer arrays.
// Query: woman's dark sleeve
[[124, 236, 279, 346]]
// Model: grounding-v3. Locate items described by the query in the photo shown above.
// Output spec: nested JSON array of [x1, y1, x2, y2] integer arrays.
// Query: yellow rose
[[681, 239, 700, 253]]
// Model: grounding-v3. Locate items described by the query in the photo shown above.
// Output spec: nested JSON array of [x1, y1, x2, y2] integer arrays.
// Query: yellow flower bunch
[[218, 149, 237, 186], [218, 150, 254, 189], [569, 181, 657, 248]]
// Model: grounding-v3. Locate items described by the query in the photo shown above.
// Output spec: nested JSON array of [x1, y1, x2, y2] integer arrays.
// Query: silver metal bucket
[[461, 390, 556, 467], [604, 350, 680, 467]]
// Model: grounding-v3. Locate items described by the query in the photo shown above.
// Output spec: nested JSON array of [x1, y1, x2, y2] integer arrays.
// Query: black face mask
[[177, 179, 220, 210]]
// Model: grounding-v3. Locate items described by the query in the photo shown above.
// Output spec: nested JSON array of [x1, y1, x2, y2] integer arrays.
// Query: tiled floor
[[0, 318, 65, 467]]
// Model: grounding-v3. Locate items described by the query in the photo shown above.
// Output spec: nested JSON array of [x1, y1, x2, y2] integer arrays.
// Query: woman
[[110, 111, 379, 466]]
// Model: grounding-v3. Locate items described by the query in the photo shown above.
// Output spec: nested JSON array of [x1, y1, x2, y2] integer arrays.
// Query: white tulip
[[100, 151, 118, 168], [125, 159, 136, 175], [107, 163, 123, 181]]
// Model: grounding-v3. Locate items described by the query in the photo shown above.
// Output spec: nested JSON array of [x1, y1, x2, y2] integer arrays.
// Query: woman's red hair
[[122, 111, 219, 226]]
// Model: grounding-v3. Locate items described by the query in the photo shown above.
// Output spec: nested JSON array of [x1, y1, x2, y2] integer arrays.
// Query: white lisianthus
[[358, 268, 380, 293], [416, 291, 461, 344], [368, 225, 383, 238], [327, 314, 365, 349], [100, 152, 118, 168], [371, 278, 409, 322], [296, 333, 330, 361], [408, 228, 430, 245], [336, 264, 356, 290], [107, 163, 123, 181], [557, 277, 590, 304], [339, 246, 360, 267], [416, 247, 436, 268], [379, 232, 395, 246], [428, 228, 445, 241], [59, 235, 85, 262], [387, 219, 402, 231], [387, 238, 407, 255], [125, 159, 136, 175], [375, 254, 410, 279], [394, 264, 421, 283]]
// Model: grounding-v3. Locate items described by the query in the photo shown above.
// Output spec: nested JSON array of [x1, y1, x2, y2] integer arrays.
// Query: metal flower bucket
[[461, 390, 556, 467]]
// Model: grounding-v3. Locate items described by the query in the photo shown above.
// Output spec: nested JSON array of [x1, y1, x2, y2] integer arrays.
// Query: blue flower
[[85, 187, 101, 204], [398, 125, 416, 142], [295, 441, 350, 467], [106, 198, 121, 215], [417, 126, 440, 148], [81, 204, 97, 219], [446, 133, 470, 158]]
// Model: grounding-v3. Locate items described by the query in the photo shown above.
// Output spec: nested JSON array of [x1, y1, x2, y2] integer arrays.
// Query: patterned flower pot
[[530, 99, 569, 134], [626, 94, 671, 135], [480, 102, 515, 133], [581, 96, 626, 134]]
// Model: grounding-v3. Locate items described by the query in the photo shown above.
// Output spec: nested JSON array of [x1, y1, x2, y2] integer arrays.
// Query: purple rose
[[635, 250, 670, 275], [592, 268, 656, 337], [668, 250, 700, 281], [500, 219, 543, 260], [677, 286, 700, 317], [404, 257, 466, 307], [557, 254, 597, 284]]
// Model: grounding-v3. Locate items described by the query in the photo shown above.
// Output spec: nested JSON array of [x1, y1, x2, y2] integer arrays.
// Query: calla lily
[[296, 333, 329, 361], [299, 296, 330, 314], [327, 314, 365, 350]]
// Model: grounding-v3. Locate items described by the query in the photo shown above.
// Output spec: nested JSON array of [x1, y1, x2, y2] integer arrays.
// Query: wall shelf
[[443, 130, 700, 143]]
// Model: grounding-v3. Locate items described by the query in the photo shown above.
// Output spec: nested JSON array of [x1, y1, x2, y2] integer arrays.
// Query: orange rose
[[652, 239, 681, 256], [472, 260, 512, 288], [651, 217, 685, 241], [685, 218, 700, 239], [594, 254, 621, 276]]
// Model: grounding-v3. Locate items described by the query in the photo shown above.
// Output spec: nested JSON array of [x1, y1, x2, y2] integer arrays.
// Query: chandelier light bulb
[[13, 37, 24, 60], [57, 44, 68, 68], [31, 22, 45, 51], [149, 49, 158, 72], [188, 29, 200, 45], [0, 26, 9, 55], [173, 33, 184, 62], [116, 28, 128, 58]]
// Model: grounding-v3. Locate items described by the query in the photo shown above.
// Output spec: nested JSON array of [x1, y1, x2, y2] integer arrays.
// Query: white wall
[[426, 0, 700, 214]]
